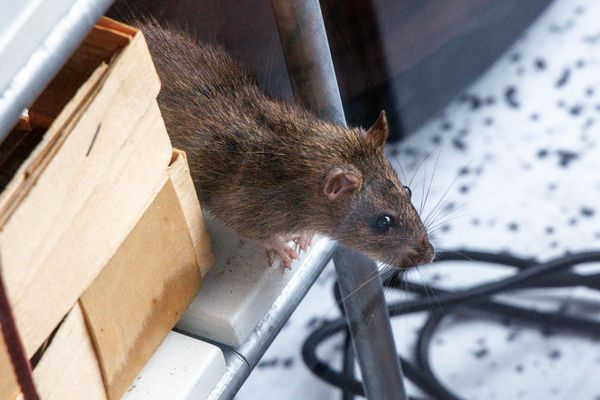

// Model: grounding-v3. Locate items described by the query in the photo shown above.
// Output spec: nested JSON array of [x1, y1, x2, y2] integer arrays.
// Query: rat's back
[[136, 18, 434, 269], [137, 18, 278, 213], [137, 18, 258, 129]]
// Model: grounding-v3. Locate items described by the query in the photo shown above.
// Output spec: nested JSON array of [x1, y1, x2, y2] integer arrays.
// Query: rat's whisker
[[427, 214, 473, 235], [390, 154, 408, 183], [415, 266, 443, 313], [426, 192, 496, 230], [427, 206, 474, 231], [423, 185, 458, 228], [421, 140, 445, 217], [433, 247, 479, 263], [352, 258, 399, 336], [419, 164, 428, 215], [332, 262, 391, 307], [422, 156, 479, 224], [425, 201, 467, 229], [424, 197, 454, 228], [408, 150, 432, 188], [423, 193, 463, 229]]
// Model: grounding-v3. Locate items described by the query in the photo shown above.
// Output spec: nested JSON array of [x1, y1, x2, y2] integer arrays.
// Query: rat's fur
[[140, 19, 433, 268]]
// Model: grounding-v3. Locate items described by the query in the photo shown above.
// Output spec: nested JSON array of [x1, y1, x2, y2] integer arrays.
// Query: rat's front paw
[[264, 235, 299, 268], [290, 231, 314, 251]]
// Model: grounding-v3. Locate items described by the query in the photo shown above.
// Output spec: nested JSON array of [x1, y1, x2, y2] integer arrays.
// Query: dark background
[[109, 0, 551, 141]]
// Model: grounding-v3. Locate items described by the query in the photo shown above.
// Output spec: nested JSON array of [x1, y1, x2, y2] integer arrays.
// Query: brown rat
[[138, 19, 434, 268]]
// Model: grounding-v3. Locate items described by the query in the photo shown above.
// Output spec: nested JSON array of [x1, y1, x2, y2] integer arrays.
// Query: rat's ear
[[323, 167, 362, 201], [365, 111, 389, 148]]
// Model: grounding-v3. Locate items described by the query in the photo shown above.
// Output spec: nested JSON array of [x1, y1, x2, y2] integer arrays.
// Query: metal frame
[[271, 1, 407, 399]]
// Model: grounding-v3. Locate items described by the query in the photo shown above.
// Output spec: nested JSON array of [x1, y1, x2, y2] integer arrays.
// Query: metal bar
[[334, 249, 407, 399], [271, 1, 407, 399], [271, 0, 345, 125], [0, 0, 115, 143]]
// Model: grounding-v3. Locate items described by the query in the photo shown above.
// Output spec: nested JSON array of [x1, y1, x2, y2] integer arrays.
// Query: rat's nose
[[418, 234, 435, 263], [399, 235, 435, 268]]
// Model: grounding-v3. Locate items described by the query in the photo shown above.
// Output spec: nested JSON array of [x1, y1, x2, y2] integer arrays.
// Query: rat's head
[[322, 111, 434, 269]]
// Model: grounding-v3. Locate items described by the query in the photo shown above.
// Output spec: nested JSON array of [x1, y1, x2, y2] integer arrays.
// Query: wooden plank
[[80, 163, 203, 399], [14, 304, 106, 400], [168, 150, 215, 277]]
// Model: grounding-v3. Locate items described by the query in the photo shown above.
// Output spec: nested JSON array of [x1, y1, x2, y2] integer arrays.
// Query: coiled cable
[[302, 250, 600, 400]]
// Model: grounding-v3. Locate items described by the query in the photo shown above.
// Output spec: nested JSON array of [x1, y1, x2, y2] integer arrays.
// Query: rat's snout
[[400, 234, 434, 269], [419, 235, 435, 262]]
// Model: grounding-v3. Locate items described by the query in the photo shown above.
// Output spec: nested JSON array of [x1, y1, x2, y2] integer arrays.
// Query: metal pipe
[[271, 1, 407, 399], [334, 248, 408, 400], [271, 0, 345, 126]]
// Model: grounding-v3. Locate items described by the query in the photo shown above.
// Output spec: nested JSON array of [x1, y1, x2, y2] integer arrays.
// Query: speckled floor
[[237, 0, 600, 398]]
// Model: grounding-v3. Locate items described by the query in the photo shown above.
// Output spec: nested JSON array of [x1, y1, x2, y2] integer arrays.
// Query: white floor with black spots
[[237, 1, 600, 398]]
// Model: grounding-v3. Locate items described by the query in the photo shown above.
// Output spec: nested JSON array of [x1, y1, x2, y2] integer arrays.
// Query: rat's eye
[[375, 215, 395, 233], [403, 185, 412, 198]]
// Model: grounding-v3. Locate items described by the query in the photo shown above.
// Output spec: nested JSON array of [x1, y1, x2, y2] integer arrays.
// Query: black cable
[[415, 312, 463, 400], [302, 250, 600, 399]]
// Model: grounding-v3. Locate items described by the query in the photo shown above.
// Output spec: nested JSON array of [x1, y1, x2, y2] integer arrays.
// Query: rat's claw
[[263, 235, 300, 268], [294, 231, 313, 251], [283, 231, 314, 251], [267, 250, 276, 267]]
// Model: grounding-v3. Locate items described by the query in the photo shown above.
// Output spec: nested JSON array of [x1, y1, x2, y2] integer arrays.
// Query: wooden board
[[14, 304, 107, 400], [0, 23, 170, 358], [0, 62, 107, 224], [80, 161, 203, 399]]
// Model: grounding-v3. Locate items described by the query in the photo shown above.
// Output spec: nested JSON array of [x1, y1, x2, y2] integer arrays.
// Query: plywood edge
[[98, 17, 139, 38], [168, 149, 215, 277]]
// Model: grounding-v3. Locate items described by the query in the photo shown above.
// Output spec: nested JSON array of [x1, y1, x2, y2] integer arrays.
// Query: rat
[[138, 19, 434, 269]]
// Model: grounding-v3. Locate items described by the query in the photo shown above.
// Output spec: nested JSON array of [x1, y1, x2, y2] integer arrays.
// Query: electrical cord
[[302, 250, 600, 400]]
